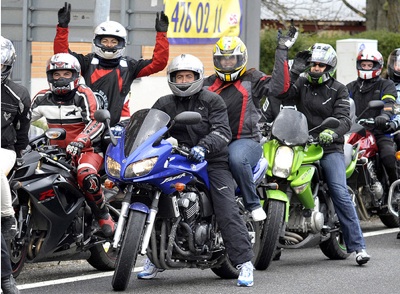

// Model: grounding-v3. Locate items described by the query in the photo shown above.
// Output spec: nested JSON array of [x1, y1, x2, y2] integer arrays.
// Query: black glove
[[375, 115, 389, 130], [385, 121, 397, 133], [155, 11, 169, 32], [277, 25, 298, 50], [291, 50, 311, 75], [58, 2, 71, 28], [66, 141, 84, 157]]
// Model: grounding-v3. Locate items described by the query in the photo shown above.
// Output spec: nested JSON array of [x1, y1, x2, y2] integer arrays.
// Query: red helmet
[[46, 53, 81, 96], [356, 49, 383, 80]]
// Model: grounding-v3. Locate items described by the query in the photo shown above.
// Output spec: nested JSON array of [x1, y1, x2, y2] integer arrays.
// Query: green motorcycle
[[261, 108, 351, 263]]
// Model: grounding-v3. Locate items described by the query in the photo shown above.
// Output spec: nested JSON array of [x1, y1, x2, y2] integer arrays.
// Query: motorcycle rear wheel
[[378, 213, 399, 228], [112, 210, 147, 291], [253, 199, 285, 270], [319, 229, 350, 260]]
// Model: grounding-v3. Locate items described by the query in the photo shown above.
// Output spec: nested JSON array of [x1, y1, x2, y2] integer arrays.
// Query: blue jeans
[[320, 152, 366, 253], [229, 139, 263, 211]]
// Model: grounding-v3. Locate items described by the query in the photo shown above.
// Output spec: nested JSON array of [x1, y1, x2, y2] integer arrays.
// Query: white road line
[[16, 228, 400, 290], [17, 267, 143, 290], [363, 228, 399, 237]]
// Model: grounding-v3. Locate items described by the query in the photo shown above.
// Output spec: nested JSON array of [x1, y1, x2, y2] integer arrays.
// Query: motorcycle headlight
[[124, 157, 158, 178], [272, 146, 294, 178], [106, 156, 121, 178]]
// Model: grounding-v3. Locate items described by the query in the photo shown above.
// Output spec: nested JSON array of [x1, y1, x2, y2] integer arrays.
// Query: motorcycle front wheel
[[112, 210, 147, 291], [7, 238, 27, 278], [253, 199, 285, 270]]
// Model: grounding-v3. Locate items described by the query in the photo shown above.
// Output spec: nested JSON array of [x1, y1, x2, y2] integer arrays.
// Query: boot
[[87, 196, 116, 237], [1, 275, 20, 294]]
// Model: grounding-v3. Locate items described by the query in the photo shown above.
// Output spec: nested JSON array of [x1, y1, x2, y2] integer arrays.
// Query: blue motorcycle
[[95, 108, 271, 291]]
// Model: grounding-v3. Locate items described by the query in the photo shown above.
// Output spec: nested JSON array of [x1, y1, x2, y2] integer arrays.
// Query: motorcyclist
[[386, 48, 400, 239], [346, 49, 398, 202], [278, 43, 371, 265], [31, 53, 116, 237], [137, 54, 255, 287], [203, 27, 298, 221], [53, 2, 169, 127], [1, 36, 31, 242]]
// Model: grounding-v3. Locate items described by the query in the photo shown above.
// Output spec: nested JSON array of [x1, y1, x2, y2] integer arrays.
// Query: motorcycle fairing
[[290, 165, 316, 209], [271, 108, 309, 146]]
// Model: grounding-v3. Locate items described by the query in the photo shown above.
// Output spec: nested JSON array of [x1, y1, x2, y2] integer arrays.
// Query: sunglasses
[[310, 62, 327, 68]]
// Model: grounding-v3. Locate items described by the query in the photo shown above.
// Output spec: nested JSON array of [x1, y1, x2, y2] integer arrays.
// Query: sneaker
[[236, 261, 254, 287], [98, 214, 116, 237], [1, 274, 20, 294], [355, 249, 370, 265], [1, 216, 17, 241], [137, 258, 164, 280], [251, 207, 266, 222]]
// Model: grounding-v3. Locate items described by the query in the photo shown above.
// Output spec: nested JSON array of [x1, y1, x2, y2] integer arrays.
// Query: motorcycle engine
[[177, 191, 210, 246]]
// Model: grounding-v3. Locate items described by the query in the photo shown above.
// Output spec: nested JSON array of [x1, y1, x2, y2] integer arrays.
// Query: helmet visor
[[214, 54, 246, 73]]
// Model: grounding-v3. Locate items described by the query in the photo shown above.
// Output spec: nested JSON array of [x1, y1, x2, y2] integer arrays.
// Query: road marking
[[16, 228, 399, 290], [363, 228, 399, 237], [17, 267, 143, 290]]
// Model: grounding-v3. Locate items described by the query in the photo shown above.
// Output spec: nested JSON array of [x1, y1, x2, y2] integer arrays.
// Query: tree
[[261, 0, 400, 32]]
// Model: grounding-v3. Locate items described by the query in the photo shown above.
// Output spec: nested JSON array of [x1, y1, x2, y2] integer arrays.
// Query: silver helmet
[[305, 43, 337, 85], [1, 36, 16, 83], [167, 54, 204, 97]]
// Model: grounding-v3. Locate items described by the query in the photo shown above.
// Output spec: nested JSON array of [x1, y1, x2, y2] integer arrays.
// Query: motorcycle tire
[[112, 210, 147, 291], [253, 199, 285, 270], [7, 239, 27, 278], [87, 204, 119, 271], [319, 230, 350, 260], [210, 258, 239, 279], [378, 213, 400, 228]]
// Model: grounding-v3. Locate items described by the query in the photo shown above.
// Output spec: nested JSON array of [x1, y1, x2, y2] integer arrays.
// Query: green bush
[[260, 29, 400, 74]]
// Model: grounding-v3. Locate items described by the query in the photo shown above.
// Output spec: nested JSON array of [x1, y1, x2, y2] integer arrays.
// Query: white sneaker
[[137, 258, 164, 279], [355, 249, 370, 265], [251, 207, 266, 221], [236, 261, 254, 287]]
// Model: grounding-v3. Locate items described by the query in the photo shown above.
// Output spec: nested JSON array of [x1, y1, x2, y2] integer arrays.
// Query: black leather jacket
[[1, 79, 31, 155], [152, 89, 232, 163]]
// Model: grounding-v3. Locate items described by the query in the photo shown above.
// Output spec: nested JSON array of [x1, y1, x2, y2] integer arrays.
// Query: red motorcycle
[[346, 100, 399, 228]]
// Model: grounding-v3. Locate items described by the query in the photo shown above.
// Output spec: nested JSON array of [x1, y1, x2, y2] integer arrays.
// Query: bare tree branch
[[341, 0, 366, 18]]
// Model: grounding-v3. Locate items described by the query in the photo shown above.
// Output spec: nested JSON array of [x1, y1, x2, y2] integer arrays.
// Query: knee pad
[[82, 174, 101, 195]]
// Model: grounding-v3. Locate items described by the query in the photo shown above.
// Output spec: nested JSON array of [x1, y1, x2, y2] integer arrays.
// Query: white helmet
[[1, 36, 16, 83], [46, 53, 81, 96], [93, 21, 127, 59], [167, 54, 204, 97]]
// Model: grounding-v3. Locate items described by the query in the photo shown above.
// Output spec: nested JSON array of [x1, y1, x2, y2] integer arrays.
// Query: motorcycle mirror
[[94, 110, 117, 146], [94, 109, 111, 122], [309, 117, 340, 133], [356, 100, 384, 120], [173, 111, 202, 125], [154, 111, 202, 147]]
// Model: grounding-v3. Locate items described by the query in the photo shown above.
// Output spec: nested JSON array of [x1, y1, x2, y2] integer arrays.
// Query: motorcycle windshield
[[271, 108, 309, 146], [124, 108, 171, 156]]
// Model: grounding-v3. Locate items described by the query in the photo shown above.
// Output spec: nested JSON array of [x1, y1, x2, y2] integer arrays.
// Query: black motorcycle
[[7, 128, 118, 277]]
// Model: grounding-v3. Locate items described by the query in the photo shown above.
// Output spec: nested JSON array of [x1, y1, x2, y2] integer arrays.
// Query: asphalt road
[[14, 217, 400, 294]]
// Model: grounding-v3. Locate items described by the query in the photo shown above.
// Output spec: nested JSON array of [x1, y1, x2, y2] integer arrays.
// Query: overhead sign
[[164, 0, 242, 44]]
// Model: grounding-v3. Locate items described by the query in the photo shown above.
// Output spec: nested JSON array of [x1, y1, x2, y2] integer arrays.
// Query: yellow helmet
[[213, 36, 247, 82]]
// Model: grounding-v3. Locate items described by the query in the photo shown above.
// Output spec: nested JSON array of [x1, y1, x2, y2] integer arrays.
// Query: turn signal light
[[104, 179, 115, 189], [395, 151, 400, 161], [172, 182, 186, 192]]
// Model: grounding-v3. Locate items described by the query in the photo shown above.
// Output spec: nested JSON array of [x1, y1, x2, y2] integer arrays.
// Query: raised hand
[[277, 24, 298, 50], [155, 11, 169, 32], [58, 2, 71, 28]]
